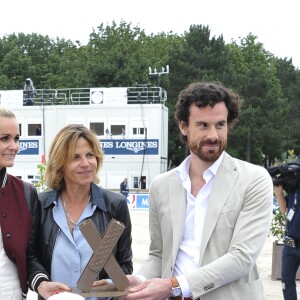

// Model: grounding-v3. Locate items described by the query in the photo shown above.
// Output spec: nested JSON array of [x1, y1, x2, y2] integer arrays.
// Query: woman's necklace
[[63, 200, 77, 229], [62, 194, 91, 229]]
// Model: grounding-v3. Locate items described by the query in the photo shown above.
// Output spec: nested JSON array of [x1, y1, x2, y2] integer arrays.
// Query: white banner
[[0, 90, 23, 107], [90, 87, 128, 105]]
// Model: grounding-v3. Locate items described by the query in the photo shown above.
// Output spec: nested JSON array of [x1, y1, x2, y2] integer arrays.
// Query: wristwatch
[[171, 277, 182, 297]]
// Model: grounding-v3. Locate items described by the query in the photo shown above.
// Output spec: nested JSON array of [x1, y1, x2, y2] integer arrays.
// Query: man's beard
[[189, 138, 227, 162]]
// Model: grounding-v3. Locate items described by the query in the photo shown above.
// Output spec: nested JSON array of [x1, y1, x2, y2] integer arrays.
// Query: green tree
[[86, 21, 149, 87], [226, 35, 288, 165], [167, 24, 230, 167], [85, 21, 178, 89], [0, 24, 299, 169], [274, 58, 300, 154], [0, 33, 78, 90]]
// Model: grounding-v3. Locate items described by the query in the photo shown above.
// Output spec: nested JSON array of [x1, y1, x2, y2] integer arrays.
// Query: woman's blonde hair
[[0, 105, 16, 118], [45, 124, 104, 190]]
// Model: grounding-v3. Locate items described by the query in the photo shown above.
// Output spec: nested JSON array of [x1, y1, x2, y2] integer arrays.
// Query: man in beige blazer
[[122, 81, 273, 300]]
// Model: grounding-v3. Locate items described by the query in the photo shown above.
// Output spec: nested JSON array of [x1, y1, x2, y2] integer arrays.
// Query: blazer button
[[2, 213, 6, 217], [6, 233, 11, 238]]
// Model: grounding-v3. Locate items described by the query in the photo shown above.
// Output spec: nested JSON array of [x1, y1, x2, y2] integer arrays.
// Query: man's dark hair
[[175, 81, 242, 141]]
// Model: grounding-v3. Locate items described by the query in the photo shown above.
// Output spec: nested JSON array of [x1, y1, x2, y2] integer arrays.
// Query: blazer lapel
[[199, 154, 238, 264], [169, 173, 187, 262]]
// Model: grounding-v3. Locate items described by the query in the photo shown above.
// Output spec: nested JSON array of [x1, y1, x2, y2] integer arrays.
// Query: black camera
[[267, 159, 300, 191]]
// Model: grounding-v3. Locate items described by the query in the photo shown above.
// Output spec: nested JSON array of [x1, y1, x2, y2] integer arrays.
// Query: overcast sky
[[1, 0, 299, 68]]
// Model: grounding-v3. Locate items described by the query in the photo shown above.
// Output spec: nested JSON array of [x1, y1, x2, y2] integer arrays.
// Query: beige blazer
[[138, 152, 273, 300]]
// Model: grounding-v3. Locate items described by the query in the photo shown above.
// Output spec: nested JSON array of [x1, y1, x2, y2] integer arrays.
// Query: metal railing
[[23, 86, 167, 106]]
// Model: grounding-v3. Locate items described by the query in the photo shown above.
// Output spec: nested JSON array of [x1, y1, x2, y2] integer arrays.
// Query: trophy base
[[71, 285, 129, 297]]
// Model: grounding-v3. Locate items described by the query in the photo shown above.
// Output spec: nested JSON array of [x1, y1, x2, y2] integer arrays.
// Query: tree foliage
[[225, 35, 289, 165], [167, 25, 231, 166], [0, 22, 299, 168]]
